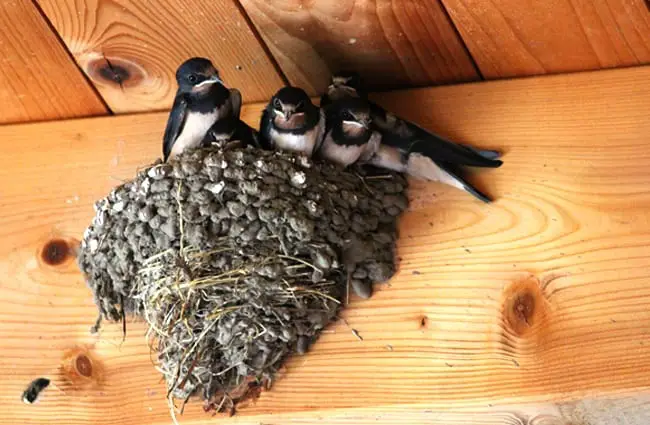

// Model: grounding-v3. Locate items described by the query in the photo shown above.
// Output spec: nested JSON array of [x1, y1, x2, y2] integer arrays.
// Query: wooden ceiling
[[1, 0, 648, 125]]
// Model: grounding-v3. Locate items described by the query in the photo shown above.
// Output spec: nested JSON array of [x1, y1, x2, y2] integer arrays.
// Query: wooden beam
[[1, 66, 650, 425], [35, 0, 285, 113], [440, 0, 650, 79], [239, 0, 480, 95], [0, 1, 107, 124]]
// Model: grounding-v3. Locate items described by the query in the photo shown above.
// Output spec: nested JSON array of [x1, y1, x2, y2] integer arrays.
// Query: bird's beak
[[196, 75, 222, 88]]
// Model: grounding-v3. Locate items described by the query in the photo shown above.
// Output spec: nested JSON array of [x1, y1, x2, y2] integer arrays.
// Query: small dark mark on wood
[[412, 270, 421, 275], [445, 362, 453, 367], [22, 378, 50, 404], [610, 318, 616, 323], [351, 329, 363, 341], [386, 344, 393, 351], [512, 359, 520, 367], [464, 247, 471, 253]]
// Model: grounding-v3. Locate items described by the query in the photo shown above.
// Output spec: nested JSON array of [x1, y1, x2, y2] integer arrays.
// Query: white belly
[[270, 110, 325, 156], [270, 128, 316, 155], [319, 132, 364, 167], [169, 109, 220, 159]]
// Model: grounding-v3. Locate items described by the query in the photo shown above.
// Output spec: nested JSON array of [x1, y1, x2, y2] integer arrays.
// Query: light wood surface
[[0, 1, 107, 124], [240, 0, 479, 95], [35, 0, 285, 113], [1, 66, 650, 424], [441, 0, 650, 78]]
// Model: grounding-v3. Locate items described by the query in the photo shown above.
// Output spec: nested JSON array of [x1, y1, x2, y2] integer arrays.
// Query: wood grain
[[35, 0, 285, 113], [1, 66, 650, 425], [440, 0, 650, 78], [0, 1, 107, 124], [240, 0, 479, 95]]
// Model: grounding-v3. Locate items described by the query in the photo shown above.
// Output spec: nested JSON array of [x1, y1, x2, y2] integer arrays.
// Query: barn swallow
[[202, 115, 262, 150], [260, 86, 325, 157], [162, 57, 242, 161], [369, 138, 499, 202], [320, 98, 500, 202], [318, 97, 380, 167], [321, 71, 501, 161]]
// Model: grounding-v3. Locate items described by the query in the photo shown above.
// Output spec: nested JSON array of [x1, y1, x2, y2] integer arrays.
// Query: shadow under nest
[[77, 145, 408, 416]]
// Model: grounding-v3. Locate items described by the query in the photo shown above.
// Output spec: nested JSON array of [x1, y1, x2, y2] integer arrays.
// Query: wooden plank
[[440, 0, 650, 78], [1, 66, 650, 425], [0, 1, 107, 124], [240, 0, 480, 95], [35, 0, 285, 113]]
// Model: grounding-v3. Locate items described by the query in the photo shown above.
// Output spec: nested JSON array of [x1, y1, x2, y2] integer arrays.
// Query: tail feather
[[437, 162, 493, 203]]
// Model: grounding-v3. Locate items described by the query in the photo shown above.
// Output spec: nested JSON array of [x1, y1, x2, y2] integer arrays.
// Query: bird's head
[[207, 119, 235, 145], [330, 70, 363, 91], [270, 86, 312, 129], [331, 97, 372, 136], [175, 57, 223, 95], [326, 70, 363, 102]]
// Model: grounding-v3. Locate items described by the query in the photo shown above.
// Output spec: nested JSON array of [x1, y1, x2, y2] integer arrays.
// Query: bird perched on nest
[[259, 86, 325, 157], [321, 71, 501, 161], [318, 71, 503, 202], [163, 57, 255, 161], [203, 116, 261, 150]]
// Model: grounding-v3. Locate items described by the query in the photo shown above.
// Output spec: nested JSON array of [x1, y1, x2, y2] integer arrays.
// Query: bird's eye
[[188, 74, 198, 84], [273, 98, 282, 109]]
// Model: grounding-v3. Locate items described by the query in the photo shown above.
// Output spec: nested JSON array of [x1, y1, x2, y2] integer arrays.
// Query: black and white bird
[[319, 86, 502, 202], [202, 116, 262, 150], [319, 97, 381, 168], [260, 86, 325, 157], [162, 57, 242, 161], [321, 71, 502, 161]]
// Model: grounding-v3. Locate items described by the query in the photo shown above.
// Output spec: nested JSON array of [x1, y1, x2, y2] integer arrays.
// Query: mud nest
[[78, 145, 408, 415]]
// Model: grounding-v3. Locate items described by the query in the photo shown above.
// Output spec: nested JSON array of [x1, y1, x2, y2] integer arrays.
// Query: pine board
[[1, 66, 650, 424], [36, 0, 285, 113]]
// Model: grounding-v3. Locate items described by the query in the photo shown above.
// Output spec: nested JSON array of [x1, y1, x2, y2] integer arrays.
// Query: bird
[[319, 97, 501, 203], [260, 86, 325, 157], [320, 71, 502, 161], [318, 97, 381, 168], [162, 57, 242, 162], [202, 115, 262, 150]]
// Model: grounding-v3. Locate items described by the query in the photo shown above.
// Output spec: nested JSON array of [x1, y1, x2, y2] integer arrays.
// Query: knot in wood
[[503, 275, 548, 337], [86, 55, 144, 88], [75, 354, 93, 378], [41, 239, 69, 265]]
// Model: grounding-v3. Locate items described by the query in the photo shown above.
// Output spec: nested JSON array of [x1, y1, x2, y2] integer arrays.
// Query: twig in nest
[[120, 294, 127, 344]]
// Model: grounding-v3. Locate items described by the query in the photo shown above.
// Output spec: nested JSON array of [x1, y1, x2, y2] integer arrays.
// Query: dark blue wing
[[368, 100, 502, 166], [162, 94, 188, 161], [258, 108, 274, 150]]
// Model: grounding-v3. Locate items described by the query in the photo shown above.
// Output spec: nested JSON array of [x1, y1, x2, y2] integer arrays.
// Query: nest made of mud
[[78, 145, 408, 414]]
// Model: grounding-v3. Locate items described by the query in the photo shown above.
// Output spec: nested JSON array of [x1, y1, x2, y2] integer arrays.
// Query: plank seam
[[29, 0, 113, 115], [437, 0, 484, 80], [231, 0, 291, 87]]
